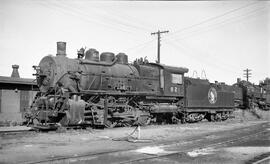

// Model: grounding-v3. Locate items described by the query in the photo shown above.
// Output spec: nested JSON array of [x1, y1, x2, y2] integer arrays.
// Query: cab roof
[[148, 63, 189, 74]]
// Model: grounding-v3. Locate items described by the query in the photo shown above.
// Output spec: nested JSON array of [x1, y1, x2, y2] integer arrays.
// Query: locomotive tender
[[28, 42, 235, 127]]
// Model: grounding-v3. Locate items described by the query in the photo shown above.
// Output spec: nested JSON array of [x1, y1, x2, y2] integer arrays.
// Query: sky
[[0, 0, 269, 85]]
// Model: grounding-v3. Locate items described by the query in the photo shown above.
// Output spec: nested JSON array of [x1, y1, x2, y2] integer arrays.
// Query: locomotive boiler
[[27, 42, 235, 128]]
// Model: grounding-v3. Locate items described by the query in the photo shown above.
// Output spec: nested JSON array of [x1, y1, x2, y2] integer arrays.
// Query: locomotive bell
[[56, 41, 66, 56]]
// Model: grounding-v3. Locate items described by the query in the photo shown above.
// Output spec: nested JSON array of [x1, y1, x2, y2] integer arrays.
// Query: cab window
[[171, 74, 183, 84]]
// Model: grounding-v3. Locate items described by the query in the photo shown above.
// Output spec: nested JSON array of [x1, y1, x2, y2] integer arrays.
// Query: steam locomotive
[[26, 42, 266, 128], [231, 78, 270, 110]]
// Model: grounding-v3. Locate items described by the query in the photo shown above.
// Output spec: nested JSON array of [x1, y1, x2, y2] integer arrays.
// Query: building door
[[1, 89, 21, 122], [20, 90, 30, 112]]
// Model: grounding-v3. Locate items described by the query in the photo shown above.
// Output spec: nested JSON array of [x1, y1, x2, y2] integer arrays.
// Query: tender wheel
[[210, 114, 215, 122], [206, 114, 215, 122], [215, 113, 222, 122]]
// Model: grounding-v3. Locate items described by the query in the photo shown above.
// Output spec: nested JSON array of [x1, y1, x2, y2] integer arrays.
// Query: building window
[[171, 74, 183, 84], [160, 69, 164, 89]]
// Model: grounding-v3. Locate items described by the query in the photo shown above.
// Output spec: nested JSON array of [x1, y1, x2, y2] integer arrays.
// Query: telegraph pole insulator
[[151, 30, 169, 64], [243, 68, 252, 82]]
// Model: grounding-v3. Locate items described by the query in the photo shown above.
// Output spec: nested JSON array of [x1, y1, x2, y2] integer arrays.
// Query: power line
[[87, 4, 155, 32], [165, 39, 242, 71], [151, 30, 169, 63], [38, 1, 156, 61], [164, 41, 239, 74], [123, 39, 156, 52], [37, 2, 131, 34], [57, 1, 151, 33], [36, 1, 145, 38], [167, 2, 258, 38], [161, 6, 266, 72], [165, 5, 266, 42], [129, 41, 155, 58]]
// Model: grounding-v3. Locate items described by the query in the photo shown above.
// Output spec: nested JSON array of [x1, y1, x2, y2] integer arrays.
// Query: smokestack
[[56, 41, 66, 56], [11, 64, 20, 78]]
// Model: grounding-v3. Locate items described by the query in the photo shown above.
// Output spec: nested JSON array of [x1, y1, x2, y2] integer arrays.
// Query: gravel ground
[[0, 109, 269, 163]]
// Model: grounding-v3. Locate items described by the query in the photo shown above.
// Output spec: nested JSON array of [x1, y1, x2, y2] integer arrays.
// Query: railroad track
[[24, 122, 269, 164], [0, 126, 34, 134], [119, 130, 269, 164]]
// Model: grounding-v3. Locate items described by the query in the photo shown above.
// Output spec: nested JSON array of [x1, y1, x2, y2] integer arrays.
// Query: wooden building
[[0, 65, 38, 125]]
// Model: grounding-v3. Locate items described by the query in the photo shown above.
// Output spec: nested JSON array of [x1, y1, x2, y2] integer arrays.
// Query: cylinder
[[100, 52, 115, 62], [56, 42, 66, 56], [116, 53, 128, 64], [85, 48, 99, 61]]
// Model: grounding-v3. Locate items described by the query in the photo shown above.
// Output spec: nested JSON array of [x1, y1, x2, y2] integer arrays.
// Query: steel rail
[[119, 129, 268, 164], [23, 122, 269, 164], [252, 155, 270, 164]]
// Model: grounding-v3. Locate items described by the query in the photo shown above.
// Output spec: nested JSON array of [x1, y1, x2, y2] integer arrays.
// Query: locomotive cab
[[147, 63, 188, 97]]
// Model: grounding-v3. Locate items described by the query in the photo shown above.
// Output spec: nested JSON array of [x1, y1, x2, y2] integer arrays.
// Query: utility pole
[[151, 30, 169, 63], [243, 68, 252, 82]]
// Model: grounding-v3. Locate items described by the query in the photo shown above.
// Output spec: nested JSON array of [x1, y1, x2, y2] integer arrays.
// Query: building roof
[[0, 76, 37, 85]]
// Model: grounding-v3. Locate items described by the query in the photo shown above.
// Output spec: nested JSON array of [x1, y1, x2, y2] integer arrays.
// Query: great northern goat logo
[[208, 87, 217, 104]]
